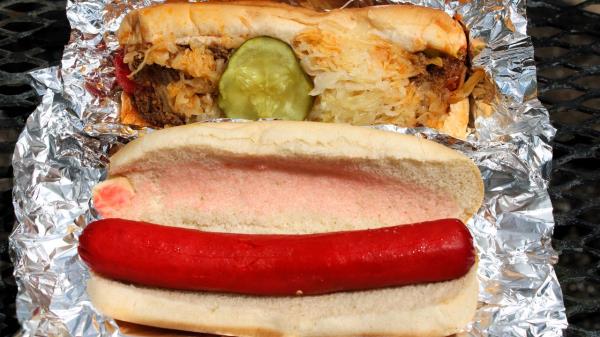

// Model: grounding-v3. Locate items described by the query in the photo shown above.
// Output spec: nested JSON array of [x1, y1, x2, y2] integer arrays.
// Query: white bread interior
[[89, 264, 478, 337], [102, 121, 483, 227], [90, 121, 483, 336]]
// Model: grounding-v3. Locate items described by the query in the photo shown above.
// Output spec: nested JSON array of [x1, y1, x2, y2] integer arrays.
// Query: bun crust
[[89, 122, 483, 336], [118, 2, 466, 58], [88, 264, 478, 337]]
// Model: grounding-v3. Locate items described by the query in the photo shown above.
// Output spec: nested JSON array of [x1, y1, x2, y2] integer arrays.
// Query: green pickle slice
[[218, 37, 314, 120]]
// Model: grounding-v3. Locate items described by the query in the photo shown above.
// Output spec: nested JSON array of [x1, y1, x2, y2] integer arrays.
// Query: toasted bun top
[[118, 2, 466, 58], [109, 121, 483, 223]]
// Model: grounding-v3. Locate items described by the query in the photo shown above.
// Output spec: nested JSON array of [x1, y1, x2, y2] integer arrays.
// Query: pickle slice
[[218, 37, 313, 120]]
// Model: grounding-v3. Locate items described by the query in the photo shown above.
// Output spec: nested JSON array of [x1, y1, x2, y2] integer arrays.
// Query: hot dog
[[79, 218, 475, 296], [80, 121, 484, 337]]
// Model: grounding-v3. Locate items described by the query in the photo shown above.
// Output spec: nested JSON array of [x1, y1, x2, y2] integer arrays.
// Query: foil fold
[[11, 0, 568, 336]]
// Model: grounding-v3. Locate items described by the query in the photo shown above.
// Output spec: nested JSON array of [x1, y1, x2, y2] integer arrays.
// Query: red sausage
[[78, 218, 475, 296], [114, 50, 136, 94]]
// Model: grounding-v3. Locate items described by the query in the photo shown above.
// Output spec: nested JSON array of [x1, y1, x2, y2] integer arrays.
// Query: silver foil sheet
[[10, 0, 568, 336]]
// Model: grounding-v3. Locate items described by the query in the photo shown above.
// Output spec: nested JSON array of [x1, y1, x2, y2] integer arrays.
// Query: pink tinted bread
[[94, 121, 483, 232]]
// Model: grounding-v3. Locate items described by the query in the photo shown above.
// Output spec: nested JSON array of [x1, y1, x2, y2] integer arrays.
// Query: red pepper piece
[[114, 50, 136, 94], [79, 218, 475, 296]]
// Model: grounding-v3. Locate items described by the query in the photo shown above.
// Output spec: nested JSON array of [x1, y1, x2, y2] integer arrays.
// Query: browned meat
[[132, 65, 185, 126], [440, 56, 466, 91], [132, 86, 185, 126], [137, 64, 180, 85], [426, 56, 467, 91], [128, 46, 232, 127], [208, 45, 232, 61]]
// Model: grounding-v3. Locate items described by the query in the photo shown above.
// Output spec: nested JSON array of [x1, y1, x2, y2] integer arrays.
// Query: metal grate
[[0, 0, 598, 336], [0, 0, 69, 335], [529, 1, 600, 336]]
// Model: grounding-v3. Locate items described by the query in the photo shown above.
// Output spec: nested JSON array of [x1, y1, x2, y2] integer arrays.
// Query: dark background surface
[[0, 0, 598, 336]]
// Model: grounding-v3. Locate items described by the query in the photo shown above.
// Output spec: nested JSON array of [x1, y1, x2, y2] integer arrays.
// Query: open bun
[[93, 121, 483, 232], [88, 121, 483, 336], [89, 265, 478, 337]]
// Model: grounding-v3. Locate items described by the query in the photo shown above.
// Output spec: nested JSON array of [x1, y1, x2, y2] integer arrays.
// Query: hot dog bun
[[88, 121, 483, 336], [118, 2, 466, 58], [117, 2, 472, 138], [89, 265, 478, 337], [93, 121, 483, 233]]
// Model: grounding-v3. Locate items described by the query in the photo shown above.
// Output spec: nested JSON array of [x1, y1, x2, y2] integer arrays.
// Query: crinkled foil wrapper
[[10, 0, 568, 336]]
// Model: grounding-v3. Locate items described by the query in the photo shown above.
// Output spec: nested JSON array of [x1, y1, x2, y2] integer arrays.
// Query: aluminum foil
[[10, 0, 567, 336]]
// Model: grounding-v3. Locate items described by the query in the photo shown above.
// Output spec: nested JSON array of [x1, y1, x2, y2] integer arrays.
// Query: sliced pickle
[[218, 37, 314, 120]]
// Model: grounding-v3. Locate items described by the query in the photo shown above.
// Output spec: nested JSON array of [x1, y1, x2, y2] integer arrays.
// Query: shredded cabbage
[[292, 29, 461, 131], [124, 42, 223, 121], [123, 31, 477, 136]]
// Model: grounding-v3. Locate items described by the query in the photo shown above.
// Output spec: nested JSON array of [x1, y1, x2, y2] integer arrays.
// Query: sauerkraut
[[124, 41, 227, 123], [122, 31, 476, 137], [292, 29, 461, 131]]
